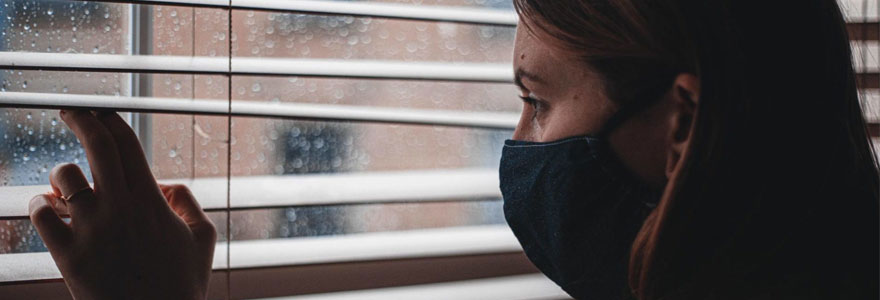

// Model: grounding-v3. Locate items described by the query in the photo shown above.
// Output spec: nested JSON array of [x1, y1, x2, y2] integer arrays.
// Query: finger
[[39, 188, 71, 217], [50, 163, 101, 222], [59, 110, 128, 197], [160, 184, 208, 225], [94, 111, 162, 199], [49, 195, 70, 217], [160, 184, 216, 245], [29, 194, 73, 251]]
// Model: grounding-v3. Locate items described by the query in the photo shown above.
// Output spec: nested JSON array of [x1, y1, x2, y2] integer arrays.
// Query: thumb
[[159, 184, 217, 245], [29, 194, 73, 251]]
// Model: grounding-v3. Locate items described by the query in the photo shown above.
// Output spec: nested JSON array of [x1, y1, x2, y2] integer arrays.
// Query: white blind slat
[[0, 92, 519, 129], [0, 168, 502, 219], [0, 225, 521, 283], [258, 274, 567, 300], [0, 52, 514, 83]]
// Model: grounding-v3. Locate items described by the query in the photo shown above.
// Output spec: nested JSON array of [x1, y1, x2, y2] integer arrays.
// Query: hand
[[27, 110, 216, 300]]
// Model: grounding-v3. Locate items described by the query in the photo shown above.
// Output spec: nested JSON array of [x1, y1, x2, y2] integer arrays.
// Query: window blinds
[[0, 1, 529, 296], [0, 1, 876, 299], [0, 0, 519, 222]]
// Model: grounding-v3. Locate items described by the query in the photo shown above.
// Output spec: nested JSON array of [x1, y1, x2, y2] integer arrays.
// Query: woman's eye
[[518, 94, 543, 111], [518, 95, 535, 107]]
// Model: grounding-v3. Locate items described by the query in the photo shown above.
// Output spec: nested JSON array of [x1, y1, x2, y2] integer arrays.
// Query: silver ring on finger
[[61, 186, 93, 202]]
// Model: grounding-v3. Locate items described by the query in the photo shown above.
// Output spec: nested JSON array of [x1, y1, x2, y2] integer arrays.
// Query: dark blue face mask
[[500, 135, 660, 299]]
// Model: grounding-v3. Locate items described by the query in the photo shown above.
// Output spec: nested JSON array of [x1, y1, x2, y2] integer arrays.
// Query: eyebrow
[[514, 68, 544, 91]]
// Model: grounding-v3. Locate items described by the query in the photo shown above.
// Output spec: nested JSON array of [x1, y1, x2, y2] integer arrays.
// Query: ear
[[665, 74, 700, 179]]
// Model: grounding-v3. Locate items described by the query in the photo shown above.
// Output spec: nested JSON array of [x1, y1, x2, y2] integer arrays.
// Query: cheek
[[538, 100, 603, 141], [512, 104, 542, 141]]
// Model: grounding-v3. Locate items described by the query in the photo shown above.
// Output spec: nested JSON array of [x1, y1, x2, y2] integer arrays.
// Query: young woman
[[29, 0, 878, 299]]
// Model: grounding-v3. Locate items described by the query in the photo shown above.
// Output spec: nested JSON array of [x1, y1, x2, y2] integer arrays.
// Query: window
[[0, 0, 877, 299]]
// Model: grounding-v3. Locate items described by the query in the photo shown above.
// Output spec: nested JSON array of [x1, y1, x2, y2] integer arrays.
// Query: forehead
[[513, 24, 585, 89]]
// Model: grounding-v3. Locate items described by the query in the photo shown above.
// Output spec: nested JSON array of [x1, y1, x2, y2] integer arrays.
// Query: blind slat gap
[[78, 0, 518, 26], [67, 0, 877, 24]]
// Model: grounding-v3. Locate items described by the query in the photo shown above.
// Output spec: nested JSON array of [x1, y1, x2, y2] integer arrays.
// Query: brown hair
[[513, 0, 879, 299]]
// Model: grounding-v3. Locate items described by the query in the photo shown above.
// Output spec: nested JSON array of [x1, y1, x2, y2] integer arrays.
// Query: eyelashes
[[518, 93, 544, 111], [518, 95, 538, 107], [518, 93, 545, 121]]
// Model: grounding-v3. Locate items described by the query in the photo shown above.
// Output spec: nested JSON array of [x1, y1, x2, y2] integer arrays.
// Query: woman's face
[[512, 22, 697, 187], [511, 24, 614, 142]]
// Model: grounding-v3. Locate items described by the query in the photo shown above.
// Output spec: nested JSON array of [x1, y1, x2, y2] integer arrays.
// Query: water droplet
[[62, 86, 69, 93], [170, 10, 177, 17], [251, 83, 262, 93], [168, 149, 178, 158], [21, 81, 27, 89], [47, 8, 54, 16], [28, 145, 36, 152]]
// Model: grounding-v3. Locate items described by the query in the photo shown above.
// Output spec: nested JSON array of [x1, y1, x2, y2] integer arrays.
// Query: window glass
[[0, 1, 515, 259], [233, 11, 515, 63], [231, 118, 507, 175], [0, 0, 130, 54], [234, 77, 519, 113], [0, 0, 133, 255], [152, 6, 229, 57], [229, 201, 504, 241]]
